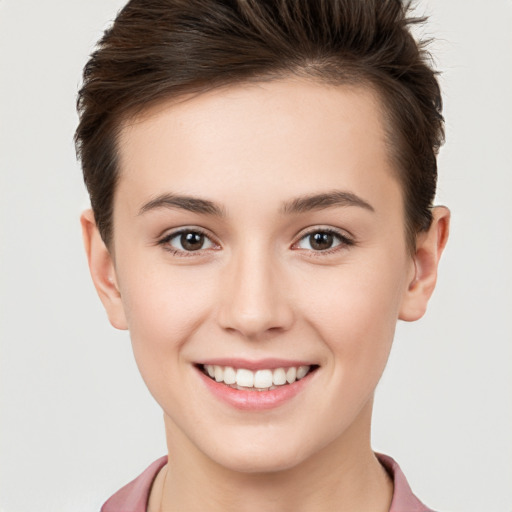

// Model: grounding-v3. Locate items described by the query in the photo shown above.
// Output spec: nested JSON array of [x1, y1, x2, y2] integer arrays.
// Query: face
[[92, 79, 431, 473]]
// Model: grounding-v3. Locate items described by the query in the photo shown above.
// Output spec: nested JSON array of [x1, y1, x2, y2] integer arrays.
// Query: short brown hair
[[75, 0, 444, 250]]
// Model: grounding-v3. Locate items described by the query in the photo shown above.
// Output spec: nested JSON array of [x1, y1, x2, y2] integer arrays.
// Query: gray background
[[1, 1, 511, 510]]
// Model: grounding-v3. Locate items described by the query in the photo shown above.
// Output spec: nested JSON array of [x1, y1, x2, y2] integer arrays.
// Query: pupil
[[181, 232, 204, 251], [310, 232, 333, 250]]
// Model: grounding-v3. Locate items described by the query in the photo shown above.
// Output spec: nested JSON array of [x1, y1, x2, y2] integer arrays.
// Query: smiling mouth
[[198, 364, 319, 391]]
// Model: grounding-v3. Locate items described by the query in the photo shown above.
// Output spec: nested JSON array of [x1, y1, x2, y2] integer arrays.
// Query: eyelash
[[157, 227, 219, 257], [293, 227, 355, 256], [157, 227, 354, 257]]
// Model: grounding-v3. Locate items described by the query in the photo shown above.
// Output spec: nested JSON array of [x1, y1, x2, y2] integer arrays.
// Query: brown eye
[[181, 232, 205, 251], [163, 229, 215, 253], [309, 232, 334, 251], [295, 229, 351, 252]]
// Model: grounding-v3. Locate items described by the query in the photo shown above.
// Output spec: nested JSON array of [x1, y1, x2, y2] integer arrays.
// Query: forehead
[[115, 78, 400, 213]]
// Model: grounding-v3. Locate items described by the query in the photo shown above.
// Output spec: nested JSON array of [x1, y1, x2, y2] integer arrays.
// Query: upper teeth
[[204, 365, 311, 390]]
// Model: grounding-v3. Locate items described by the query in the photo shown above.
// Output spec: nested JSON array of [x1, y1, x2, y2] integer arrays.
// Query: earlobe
[[80, 209, 128, 330], [399, 206, 450, 322]]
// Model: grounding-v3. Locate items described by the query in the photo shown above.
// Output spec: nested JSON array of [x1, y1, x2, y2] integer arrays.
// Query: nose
[[217, 243, 294, 340]]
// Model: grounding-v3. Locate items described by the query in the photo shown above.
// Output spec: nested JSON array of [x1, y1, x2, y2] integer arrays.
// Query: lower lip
[[196, 368, 315, 411]]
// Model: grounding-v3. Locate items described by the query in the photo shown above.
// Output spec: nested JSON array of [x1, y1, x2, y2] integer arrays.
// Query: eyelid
[[291, 226, 355, 253], [157, 226, 221, 255]]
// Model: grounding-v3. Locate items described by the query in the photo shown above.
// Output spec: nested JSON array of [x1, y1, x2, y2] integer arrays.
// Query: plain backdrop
[[1, 1, 511, 511]]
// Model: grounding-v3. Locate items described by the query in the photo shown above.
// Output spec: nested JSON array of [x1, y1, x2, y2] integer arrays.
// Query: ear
[[399, 206, 450, 322], [80, 209, 128, 330]]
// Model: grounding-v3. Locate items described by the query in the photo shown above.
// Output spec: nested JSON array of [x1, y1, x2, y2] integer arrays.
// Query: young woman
[[76, 1, 449, 510]]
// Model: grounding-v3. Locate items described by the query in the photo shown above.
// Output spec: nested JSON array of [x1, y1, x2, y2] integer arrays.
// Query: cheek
[[120, 259, 213, 333], [297, 252, 410, 368], [115, 260, 216, 388], [291, 254, 410, 440]]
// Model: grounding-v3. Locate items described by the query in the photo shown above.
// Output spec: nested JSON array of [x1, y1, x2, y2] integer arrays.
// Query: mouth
[[197, 363, 319, 392]]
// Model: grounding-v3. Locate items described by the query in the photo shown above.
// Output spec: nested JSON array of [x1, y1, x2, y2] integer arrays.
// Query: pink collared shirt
[[101, 453, 434, 512]]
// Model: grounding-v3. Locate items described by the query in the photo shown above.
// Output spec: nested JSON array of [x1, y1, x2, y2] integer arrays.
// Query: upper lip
[[195, 358, 317, 371]]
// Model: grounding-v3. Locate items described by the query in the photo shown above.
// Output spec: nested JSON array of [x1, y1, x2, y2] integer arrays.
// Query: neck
[[151, 402, 392, 512]]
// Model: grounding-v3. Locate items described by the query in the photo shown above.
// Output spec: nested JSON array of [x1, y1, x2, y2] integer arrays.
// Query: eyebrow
[[138, 193, 225, 217], [281, 190, 375, 215], [138, 190, 374, 217]]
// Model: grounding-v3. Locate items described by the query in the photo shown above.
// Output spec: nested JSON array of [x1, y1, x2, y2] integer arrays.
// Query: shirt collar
[[102, 453, 433, 512]]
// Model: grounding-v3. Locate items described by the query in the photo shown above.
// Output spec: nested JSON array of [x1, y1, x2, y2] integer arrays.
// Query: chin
[[202, 431, 317, 474], [215, 449, 305, 474]]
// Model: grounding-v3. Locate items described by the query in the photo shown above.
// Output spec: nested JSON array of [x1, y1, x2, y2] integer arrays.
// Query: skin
[[82, 78, 449, 511]]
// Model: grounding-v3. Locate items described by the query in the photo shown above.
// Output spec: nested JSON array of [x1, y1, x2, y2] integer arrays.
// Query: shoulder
[[101, 456, 168, 512], [376, 453, 436, 512]]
